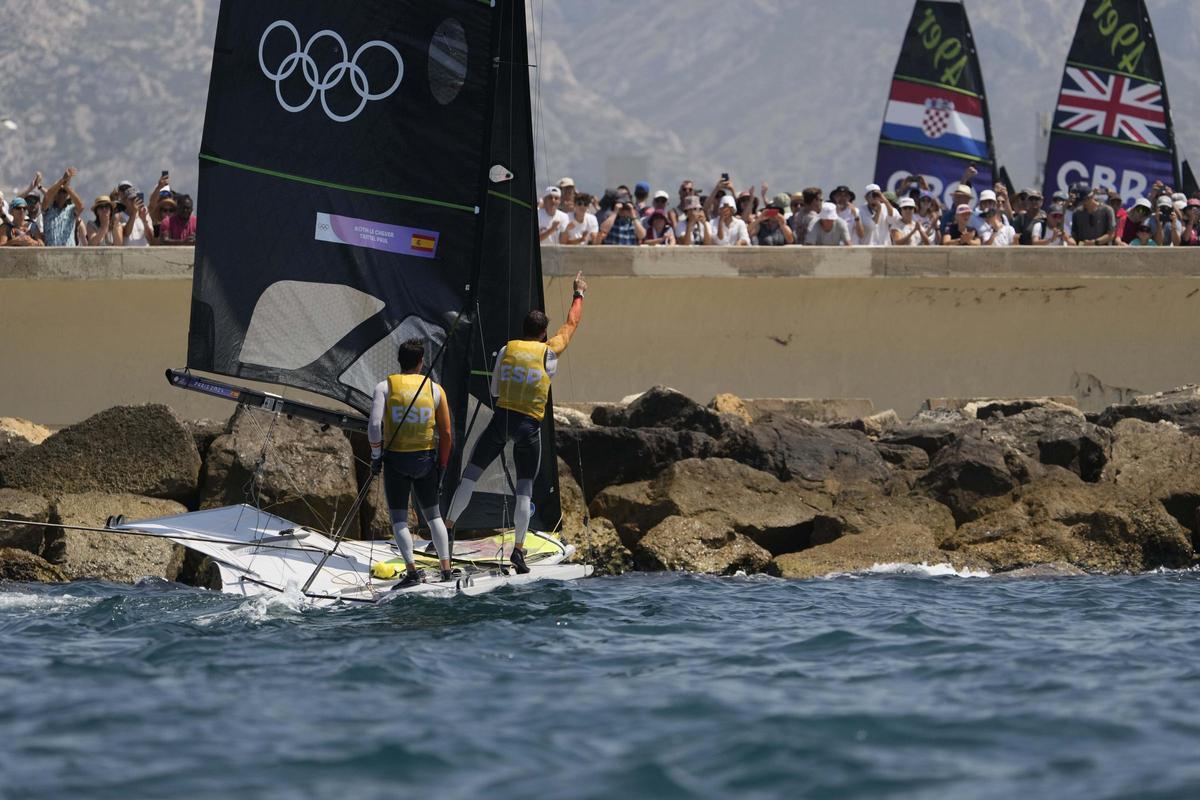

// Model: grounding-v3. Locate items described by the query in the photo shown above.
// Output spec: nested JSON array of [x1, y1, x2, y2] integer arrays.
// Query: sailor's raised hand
[[572, 270, 587, 297]]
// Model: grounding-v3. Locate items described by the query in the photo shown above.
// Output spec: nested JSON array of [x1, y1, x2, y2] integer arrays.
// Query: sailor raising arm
[[445, 271, 587, 574], [369, 339, 454, 586]]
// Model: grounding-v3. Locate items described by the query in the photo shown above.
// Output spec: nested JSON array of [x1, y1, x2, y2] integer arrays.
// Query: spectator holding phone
[[752, 196, 795, 246], [1031, 204, 1075, 246], [599, 193, 644, 245], [641, 210, 676, 246], [1152, 196, 1182, 246], [676, 195, 713, 246], [710, 195, 749, 246]]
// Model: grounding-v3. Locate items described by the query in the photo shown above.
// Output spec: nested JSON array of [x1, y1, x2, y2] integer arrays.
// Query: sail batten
[[874, 1, 996, 206], [1041, 0, 1179, 200]]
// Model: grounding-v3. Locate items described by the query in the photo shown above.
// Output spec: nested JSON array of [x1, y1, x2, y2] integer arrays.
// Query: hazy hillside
[[0, 0, 1195, 207]]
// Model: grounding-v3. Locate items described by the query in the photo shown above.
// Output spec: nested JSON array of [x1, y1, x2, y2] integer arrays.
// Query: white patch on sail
[[239, 281, 384, 370], [337, 315, 446, 397], [460, 396, 521, 499]]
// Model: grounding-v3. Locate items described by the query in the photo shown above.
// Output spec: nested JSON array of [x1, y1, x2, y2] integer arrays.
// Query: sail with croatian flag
[[874, 0, 996, 206], [1041, 0, 1179, 200], [127, 0, 588, 604]]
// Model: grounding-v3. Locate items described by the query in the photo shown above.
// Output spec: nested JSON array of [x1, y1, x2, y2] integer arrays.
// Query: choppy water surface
[[2, 568, 1200, 800]]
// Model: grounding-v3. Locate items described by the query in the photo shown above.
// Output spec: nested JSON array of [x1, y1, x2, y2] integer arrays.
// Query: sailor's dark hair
[[523, 310, 549, 338], [397, 339, 425, 370]]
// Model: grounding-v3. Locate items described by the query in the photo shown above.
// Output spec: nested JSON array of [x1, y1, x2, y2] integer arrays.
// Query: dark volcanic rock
[[1095, 386, 1200, 432], [874, 442, 930, 471], [0, 430, 32, 465], [557, 425, 717, 500], [592, 386, 732, 438], [916, 436, 1033, 524], [199, 406, 361, 538], [0, 405, 202, 504], [717, 414, 890, 487], [987, 406, 1112, 482], [879, 412, 985, 457]]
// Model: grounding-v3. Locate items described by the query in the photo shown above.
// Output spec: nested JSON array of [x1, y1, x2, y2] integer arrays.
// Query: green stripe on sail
[[879, 138, 989, 163], [488, 189, 533, 209], [470, 370, 493, 377], [199, 153, 478, 213], [1047, 127, 1170, 154], [893, 74, 982, 99]]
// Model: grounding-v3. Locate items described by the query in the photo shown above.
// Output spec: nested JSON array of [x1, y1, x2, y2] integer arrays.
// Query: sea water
[[2, 569, 1199, 800]]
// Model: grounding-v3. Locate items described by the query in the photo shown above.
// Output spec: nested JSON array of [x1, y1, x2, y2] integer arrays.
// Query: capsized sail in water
[[124, 0, 587, 602], [1041, 0, 1180, 201], [874, 0, 996, 206]]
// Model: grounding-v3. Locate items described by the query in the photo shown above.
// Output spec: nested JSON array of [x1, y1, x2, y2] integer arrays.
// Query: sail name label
[[314, 213, 439, 259], [1090, 0, 1147, 75], [915, 6, 969, 88]]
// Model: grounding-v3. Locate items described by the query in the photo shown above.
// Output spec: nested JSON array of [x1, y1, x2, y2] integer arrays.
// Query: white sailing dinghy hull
[[112, 505, 591, 606]]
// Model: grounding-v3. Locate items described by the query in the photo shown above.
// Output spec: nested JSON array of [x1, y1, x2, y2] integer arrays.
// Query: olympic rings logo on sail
[[258, 20, 404, 123]]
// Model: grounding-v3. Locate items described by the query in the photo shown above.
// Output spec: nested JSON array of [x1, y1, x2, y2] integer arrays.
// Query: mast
[[1042, 0, 1180, 201], [874, 0, 996, 205]]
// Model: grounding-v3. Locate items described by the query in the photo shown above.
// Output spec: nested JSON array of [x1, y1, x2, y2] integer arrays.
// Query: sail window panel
[[338, 314, 446, 398], [239, 281, 385, 370]]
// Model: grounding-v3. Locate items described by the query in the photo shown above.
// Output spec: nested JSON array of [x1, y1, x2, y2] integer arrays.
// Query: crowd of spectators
[[538, 168, 1200, 248], [0, 169, 195, 247]]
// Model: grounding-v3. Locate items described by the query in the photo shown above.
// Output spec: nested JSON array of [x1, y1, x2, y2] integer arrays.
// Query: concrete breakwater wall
[[2, 246, 1199, 425]]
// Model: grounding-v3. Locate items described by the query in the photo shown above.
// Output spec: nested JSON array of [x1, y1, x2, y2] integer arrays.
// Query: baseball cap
[[955, 203, 972, 215], [117, 180, 133, 190], [543, 186, 561, 198], [653, 190, 669, 201], [9, 197, 26, 208], [898, 197, 916, 209], [979, 189, 997, 202], [1172, 193, 1186, 203], [1052, 191, 1069, 201], [719, 195, 736, 209], [1048, 204, 1066, 216], [864, 183, 881, 196], [953, 183, 974, 197], [818, 202, 838, 221], [557, 176, 575, 189], [1157, 195, 1173, 207], [635, 181, 650, 194], [1189, 198, 1200, 208], [1133, 197, 1152, 211], [24, 187, 43, 202]]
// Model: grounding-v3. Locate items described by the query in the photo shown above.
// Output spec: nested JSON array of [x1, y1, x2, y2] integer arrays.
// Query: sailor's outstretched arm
[[546, 272, 587, 355]]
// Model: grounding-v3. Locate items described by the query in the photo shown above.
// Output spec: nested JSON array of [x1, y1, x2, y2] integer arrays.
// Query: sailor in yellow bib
[[446, 271, 588, 574], [368, 339, 454, 587]]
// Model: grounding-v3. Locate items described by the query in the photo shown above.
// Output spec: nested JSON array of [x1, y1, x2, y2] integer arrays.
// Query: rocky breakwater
[[557, 386, 1200, 577]]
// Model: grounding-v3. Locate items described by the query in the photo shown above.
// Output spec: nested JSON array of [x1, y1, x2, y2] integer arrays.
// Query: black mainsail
[[179, 0, 560, 533], [1042, 0, 1179, 199], [874, 0, 996, 205]]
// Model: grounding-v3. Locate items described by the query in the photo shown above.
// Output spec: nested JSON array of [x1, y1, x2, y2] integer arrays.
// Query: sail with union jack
[[1054, 67, 1167, 151], [1042, 0, 1179, 200]]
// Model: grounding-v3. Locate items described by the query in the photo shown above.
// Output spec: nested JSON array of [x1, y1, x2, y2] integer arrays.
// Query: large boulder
[[1095, 385, 1200, 432], [200, 406, 361, 538], [916, 436, 1034, 524], [943, 481, 1194, 573], [874, 442, 930, 472], [0, 430, 33, 465], [588, 459, 832, 555], [0, 418, 52, 444], [985, 405, 1112, 482], [634, 516, 772, 574], [771, 488, 964, 579], [879, 410, 984, 457], [0, 488, 52, 554], [708, 393, 754, 425], [184, 418, 229, 464], [592, 386, 731, 437], [557, 425, 717, 500], [45, 493, 187, 582], [717, 414, 890, 487], [0, 405, 202, 504], [566, 517, 632, 576], [1100, 419, 1200, 543], [0, 548, 69, 583]]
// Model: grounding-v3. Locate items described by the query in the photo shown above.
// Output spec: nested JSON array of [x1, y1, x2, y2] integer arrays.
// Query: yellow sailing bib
[[382, 373, 438, 452], [496, 339, 552, 421]]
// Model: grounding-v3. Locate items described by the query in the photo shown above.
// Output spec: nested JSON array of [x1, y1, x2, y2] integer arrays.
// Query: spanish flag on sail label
[[314, 212, 440, 259], [880, 80, 989, 160]]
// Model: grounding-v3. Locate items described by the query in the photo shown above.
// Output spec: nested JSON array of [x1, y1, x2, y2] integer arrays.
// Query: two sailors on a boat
[[368, 270, 588, 584]]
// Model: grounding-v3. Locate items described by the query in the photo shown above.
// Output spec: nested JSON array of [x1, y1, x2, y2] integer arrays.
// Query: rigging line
[[198, 154, 478, 214], [239, 405, 334, 539], [300, 303, 471, 593], [0, 518, 337, 555]]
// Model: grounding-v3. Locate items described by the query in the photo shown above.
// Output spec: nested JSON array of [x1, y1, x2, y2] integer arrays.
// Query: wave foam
[[0, 591, 96, 612], [827, 562, 991, 579]]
